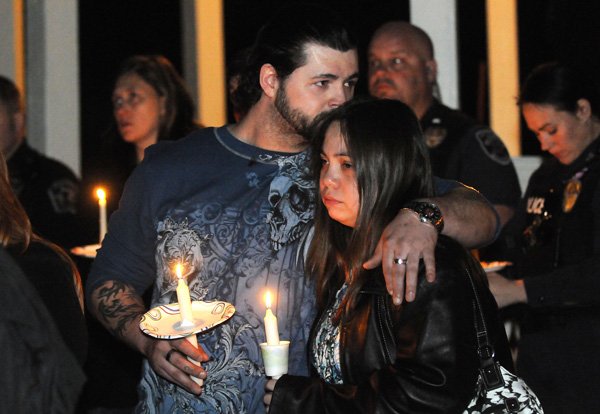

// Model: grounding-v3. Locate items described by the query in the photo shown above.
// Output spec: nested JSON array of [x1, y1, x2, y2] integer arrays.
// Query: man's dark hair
[[0, 76, 22, 114], [232, 3, 356, 115]]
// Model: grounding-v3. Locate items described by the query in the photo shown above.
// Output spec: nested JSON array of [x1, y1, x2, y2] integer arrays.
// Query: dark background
[[79, 0, 600, 175]]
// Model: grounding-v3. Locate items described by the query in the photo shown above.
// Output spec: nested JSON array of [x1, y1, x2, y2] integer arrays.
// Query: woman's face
[[522, 101, 593, 165], [319, 122, 359, 228], [112, 74, 165, 150]]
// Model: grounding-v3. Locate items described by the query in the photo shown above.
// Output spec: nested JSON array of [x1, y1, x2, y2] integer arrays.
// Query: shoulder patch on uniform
[[474, 128, 511, 165]]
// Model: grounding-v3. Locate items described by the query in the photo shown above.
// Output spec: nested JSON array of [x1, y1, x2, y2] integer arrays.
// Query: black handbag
[[463, 268, 543, 413]]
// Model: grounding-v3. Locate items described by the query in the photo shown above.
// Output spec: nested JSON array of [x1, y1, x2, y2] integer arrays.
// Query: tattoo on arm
[[95, 281, 146, 339]]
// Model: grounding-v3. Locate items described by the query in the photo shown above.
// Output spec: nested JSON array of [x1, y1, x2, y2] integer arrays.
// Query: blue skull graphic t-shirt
[[88, 126, 317, 413]]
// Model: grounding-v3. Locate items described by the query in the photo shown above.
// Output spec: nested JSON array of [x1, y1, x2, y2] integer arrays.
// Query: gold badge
[[562, 178, 582, 213]]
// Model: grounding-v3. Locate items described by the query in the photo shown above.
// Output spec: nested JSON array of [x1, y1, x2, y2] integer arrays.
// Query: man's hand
[[90, 280, 209, 394], [143, 336, 209, 395], [363, 208, 438, 305], [487, 271, 527, 308], [264, 378, 278, 413], [363, 185, 497, 305]]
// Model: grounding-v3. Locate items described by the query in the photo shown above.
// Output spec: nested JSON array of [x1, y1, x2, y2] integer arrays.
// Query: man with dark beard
[[87, 5, 498, 413]]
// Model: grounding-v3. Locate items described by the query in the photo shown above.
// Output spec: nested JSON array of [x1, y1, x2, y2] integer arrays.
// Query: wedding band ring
[[166, 349, 177, 363], [394, 257, 406, 265]]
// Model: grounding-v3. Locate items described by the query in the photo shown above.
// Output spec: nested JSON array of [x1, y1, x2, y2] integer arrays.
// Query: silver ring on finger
[[393, 257, 407, 265]]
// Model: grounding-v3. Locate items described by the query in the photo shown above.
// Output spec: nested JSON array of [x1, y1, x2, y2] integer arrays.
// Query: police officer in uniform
[[0, 76, 81, 248], [486, 62, 600, 412], [367, 21, 521, 259]]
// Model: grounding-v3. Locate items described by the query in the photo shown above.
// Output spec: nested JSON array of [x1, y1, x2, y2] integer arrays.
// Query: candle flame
[[265, 291, 272, 309], [175, 263, 183, 280], [96, 188, 107, 202]]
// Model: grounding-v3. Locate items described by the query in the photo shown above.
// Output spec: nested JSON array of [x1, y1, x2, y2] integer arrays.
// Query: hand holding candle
[[264, 291, 280, 345], [96, 188, 108, 243]]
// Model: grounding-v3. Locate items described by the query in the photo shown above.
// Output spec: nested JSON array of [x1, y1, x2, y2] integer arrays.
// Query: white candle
[[174, 263, 202, 386], [175, 264, 194, 325], [96, 188, 108, 243], [264, 291, 280, 345]]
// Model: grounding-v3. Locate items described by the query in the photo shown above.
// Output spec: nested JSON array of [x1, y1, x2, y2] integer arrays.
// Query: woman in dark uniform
[[488, 62, 600, 413]]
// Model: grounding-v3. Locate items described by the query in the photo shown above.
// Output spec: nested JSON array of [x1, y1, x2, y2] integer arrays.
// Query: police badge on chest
[[424, 118, 446, 148], [562, 178, 581, 213]]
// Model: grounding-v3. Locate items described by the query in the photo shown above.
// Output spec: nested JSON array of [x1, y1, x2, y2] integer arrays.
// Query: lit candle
[[174, 263, 202, 386], [96, 188, 107, 243], [264, 291, 280, 345], [175, 263, 194, 325]]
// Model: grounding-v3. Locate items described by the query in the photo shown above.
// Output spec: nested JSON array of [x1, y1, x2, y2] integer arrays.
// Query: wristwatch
[[403, 201, 444, 233]]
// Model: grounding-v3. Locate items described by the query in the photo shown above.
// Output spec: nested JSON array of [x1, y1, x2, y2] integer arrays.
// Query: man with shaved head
[[369, 21, 437, 120], [368, 21, 521, 257]]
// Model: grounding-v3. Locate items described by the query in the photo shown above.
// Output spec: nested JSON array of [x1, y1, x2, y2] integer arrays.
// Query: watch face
[[422, 205, 440, 221], [407, 201, 444, 232]]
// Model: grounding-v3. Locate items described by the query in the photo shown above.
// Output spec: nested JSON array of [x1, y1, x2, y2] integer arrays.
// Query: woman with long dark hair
[[264, 98, 513, 413]]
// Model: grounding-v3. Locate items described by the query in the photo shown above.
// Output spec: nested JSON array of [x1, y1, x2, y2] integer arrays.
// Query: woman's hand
[[264, 378, 278, 413]]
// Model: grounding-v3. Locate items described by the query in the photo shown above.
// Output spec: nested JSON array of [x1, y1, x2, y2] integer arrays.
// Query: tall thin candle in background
[[96, 188, 107, 243]]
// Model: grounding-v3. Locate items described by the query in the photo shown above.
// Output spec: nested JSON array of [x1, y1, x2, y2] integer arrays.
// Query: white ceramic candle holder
[[260, 340, 290, 379]]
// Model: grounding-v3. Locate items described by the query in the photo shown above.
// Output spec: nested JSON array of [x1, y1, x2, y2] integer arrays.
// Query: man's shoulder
[[38, 155, 78, 180], [421, 102, 478, 149], [136, 126, 239, 185], [427, 104, 512, 165], [423, 102, 476, 130], [17, 144, 79, 183], [145, 126, 219, 163]]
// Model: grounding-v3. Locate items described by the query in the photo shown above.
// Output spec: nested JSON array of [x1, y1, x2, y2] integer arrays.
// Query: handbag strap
[[465, 268, 505, 390]]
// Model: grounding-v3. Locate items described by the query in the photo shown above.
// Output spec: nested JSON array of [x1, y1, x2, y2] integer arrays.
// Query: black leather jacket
[[270, 236, 512, 414]]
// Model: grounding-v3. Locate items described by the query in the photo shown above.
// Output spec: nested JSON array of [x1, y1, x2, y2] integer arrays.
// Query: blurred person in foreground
[[86, 5, 499, 413], [0, 148, 86, 413], [0, 149, 87, 365], [487, 62, 600, 413], [0, 245, 85, 414]]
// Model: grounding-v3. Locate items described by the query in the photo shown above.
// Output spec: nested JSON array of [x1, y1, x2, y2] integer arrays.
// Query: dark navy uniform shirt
[[421, 100, 521, 209], [8, 141, 81, 247]]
